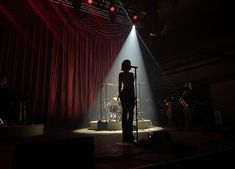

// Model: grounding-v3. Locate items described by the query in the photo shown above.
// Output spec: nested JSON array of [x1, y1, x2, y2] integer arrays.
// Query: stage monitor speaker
[[137, 130, 172, 151], [149, 130, 172, 150], [150, 130, 172, 143], [12, 136, 94, 169]]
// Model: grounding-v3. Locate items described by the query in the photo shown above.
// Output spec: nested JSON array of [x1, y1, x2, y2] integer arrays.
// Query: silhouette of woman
[[118, 59, 135, 142]]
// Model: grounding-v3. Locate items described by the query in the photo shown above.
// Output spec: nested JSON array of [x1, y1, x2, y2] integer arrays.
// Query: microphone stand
[[100, 84, 103, 120], [133, 67, 138, 143]]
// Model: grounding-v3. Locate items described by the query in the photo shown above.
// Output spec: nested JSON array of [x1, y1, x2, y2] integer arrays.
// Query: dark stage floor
[[1, 125, 235, 169]]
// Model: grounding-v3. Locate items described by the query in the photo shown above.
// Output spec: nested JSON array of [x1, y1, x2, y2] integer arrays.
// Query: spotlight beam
[[90, 24, 159, 129], [135, 31, 170, 82]]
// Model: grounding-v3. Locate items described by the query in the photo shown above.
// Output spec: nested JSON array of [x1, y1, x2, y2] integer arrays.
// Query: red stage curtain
[[0, 1, 131, 128]]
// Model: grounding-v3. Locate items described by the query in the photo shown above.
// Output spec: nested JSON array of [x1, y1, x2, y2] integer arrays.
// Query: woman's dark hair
[[121, 59, 131, 71]]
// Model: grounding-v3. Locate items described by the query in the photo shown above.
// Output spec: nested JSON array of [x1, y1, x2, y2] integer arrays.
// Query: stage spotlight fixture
[[109, 3, 117, 13], [108, 2, 117, 21], [132, 14, 138, 21], [87, 0, 93, 5]]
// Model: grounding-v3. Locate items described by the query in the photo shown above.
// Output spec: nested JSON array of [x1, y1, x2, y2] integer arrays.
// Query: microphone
[[131, 66, 138, 69]]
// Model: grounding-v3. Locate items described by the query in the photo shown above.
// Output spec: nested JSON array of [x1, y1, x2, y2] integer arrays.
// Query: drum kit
[[104, 96, 144, 121], [104, 96, 122, 121], [101, 83, 144, 121]]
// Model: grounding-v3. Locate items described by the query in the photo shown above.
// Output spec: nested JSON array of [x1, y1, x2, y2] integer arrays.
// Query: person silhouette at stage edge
[[118, 59, 135, 142]]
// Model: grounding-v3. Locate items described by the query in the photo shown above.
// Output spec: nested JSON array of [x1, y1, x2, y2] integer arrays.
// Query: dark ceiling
[[2, 0, 234, 61], [120, 0, 235, 60]]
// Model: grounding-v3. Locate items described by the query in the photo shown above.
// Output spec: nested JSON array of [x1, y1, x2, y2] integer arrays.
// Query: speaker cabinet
[[12, 136, 94, 169]]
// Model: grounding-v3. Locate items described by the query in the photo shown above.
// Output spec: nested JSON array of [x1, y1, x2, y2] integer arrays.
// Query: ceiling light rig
[[51, 0, 143, 25], [109, 3, 117, 13], [87, 0, 93, 5], [126, 7, 146, 29]]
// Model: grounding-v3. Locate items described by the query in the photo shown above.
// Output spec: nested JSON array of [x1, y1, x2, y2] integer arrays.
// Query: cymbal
[[102, 83, 117, 86], [112, 96, 118, 101]]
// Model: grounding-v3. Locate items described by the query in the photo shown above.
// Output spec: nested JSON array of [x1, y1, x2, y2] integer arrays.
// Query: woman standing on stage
[[118, 59, 135, 142]]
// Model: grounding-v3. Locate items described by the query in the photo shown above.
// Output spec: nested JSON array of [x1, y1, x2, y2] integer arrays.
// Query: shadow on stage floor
[[1, 125, 235, 169], [74, 126, 235, 169]]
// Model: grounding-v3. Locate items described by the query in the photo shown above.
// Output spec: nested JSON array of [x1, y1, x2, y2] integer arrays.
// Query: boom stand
[[133, 67, 138, 142]]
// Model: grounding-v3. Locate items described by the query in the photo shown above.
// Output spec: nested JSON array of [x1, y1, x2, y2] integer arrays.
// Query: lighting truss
[[50, 0, 131, 25]]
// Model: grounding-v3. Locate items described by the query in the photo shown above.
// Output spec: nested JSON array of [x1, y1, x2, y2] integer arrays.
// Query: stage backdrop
[[0, 0, 131, 128]]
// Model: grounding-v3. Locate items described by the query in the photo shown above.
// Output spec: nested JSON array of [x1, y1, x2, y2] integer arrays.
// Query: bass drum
[[107, 100, 122, 121]]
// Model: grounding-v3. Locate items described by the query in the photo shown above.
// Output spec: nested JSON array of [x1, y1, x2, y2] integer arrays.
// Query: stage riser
[[0, 124, 44, 139], [89, 120, 152, 130]]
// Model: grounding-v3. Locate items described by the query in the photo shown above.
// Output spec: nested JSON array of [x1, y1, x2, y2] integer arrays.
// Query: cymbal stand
[[100, 84, 103, 120], [138, 82, 143, 118]]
